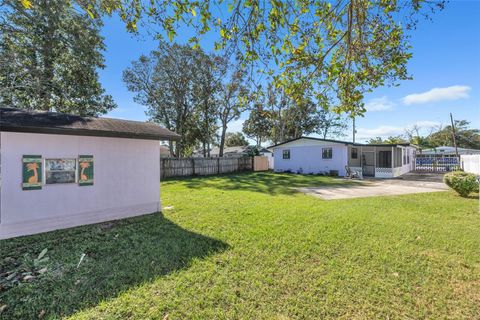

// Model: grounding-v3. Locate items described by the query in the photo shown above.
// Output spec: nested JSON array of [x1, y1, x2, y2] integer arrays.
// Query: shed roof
[[0, 108, 180, 141]]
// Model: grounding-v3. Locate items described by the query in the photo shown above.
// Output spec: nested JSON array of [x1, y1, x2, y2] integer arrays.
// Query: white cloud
[[402, 85, 471, 105], [365, 96, 396, 112], [356, 126, 404, 139], [226, 118, 245, 133], [355, 120, 441, 141], [411, 120, 441, 129]]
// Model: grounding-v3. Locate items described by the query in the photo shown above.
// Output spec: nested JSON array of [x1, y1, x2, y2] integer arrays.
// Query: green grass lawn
[[1, 172, 479, 319]]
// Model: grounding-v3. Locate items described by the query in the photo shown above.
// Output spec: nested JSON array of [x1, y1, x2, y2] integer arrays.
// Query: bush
[[443, 171, 479, 197]]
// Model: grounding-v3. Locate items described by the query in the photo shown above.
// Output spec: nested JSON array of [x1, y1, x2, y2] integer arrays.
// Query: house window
[[282, 149, 290, 159], [351, 148, 358, 159], [322, 148, 333, 159], [45, 159, 77, 184]]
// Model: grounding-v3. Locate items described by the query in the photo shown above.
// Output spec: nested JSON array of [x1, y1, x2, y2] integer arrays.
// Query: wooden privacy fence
[[161, 156, 270, 179]]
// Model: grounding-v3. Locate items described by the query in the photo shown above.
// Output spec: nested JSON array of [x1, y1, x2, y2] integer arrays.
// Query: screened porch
[[347, 145, 415, 178]]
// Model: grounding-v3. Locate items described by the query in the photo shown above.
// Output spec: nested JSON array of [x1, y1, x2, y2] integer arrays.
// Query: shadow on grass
[[164, 171, 368, 196], [0, 214, 228, 319]]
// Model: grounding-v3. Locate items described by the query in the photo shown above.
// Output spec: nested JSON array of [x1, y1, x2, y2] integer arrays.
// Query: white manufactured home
[[0, 108, 179, 239], [270, 137, 417, 178]]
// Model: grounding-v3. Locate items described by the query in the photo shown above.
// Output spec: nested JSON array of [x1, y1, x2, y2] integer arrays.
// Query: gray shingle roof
[[0, 108, 180, 141], [268, 136, 415, 148]]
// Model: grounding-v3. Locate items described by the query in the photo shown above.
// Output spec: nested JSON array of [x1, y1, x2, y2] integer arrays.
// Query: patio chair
[[345, 166, 363, 179]]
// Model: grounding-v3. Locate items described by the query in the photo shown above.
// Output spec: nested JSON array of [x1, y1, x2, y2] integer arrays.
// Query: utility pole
[[450, 113, 459, 158], [352, 116, 356, 144]]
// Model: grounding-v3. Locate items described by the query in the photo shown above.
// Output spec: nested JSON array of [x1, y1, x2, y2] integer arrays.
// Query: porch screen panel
[[378, 151, 391, 167]]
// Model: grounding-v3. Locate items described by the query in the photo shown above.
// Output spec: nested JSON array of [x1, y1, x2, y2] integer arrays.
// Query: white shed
[[0, 108, 180, 239]]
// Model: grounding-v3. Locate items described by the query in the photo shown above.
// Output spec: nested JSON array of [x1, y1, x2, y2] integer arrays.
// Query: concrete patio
[[297, 177, 448, 200]]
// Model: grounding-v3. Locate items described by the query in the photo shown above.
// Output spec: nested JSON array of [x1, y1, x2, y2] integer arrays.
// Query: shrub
[[444, 171, 479, 197]]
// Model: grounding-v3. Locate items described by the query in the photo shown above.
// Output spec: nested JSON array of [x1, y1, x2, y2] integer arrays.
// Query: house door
[[362, 152, 375, 176]]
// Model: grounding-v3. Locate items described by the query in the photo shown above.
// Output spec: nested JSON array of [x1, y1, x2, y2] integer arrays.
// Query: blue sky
[[101, 1, 480, 143]]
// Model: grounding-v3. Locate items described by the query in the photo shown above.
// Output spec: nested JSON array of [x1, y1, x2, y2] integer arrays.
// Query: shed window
[[282, 149, 290, 159], [351, 148, 358, 159], [322, 148, 333, 159], [45, 159, 77, 184]]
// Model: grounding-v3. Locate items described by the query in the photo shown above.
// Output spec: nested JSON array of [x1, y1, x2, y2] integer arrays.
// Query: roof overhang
[[0, 108, 181, 141]]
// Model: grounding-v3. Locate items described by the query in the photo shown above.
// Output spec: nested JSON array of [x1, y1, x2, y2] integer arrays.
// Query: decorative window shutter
[[22, 155, 42, 190], [78, 155, 94, 186]]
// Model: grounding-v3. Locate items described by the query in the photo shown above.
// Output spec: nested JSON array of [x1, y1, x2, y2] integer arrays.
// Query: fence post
[[192, 158, 195, 176], [217, 157, 220, 174], [160, 158, 164, 180], [251, 156, 254, 171]]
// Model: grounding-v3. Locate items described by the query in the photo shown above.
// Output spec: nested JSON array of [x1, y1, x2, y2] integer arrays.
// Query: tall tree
[[123, 42, 220, 157], [218, 66, 249, 157], [315, 109, 348, 139], [367, 136, 408, 144], [428, 120, 480, 149], [266, 84, 292, 144], [282, 99, 319, 139], [0, 0, 115, 115], [264, 84, 347, 143], [243, 103, 271, 147], [404, 124, 435, 149], [224, 132, 249, 147], [265, 84, 320, 143], [191, 52, 221, 157]]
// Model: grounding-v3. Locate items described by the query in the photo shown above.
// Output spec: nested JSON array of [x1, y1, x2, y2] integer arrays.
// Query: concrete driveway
[[297, 178, 448, 200]]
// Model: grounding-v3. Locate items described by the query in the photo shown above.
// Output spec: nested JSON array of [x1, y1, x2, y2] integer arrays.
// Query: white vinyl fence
[[460, 155, 480, 175]]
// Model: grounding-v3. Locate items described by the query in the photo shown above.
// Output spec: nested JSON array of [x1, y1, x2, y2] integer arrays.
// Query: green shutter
[[78, 155, 94, 186], [22, 155, 42, 190]]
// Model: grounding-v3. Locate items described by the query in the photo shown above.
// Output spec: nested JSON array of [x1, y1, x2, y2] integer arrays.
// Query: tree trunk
[[40, 0, 55, 111], [219, 123, 227, 157]]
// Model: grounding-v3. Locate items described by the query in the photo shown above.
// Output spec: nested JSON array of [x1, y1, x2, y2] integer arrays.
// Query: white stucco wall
[[273, 139, 348, 176], [0, 132, 161, 239]]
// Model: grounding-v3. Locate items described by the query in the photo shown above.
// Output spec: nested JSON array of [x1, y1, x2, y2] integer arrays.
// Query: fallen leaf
[[163, 314, 169, 320], [163, 206, 174, 210], [392, 272, 399, 277], [0, 305, 7, 313], [38, 309, 45, 319], [38, 267, 48, 274], [23, 275, 35, 281], [6, 272, 17, 281], [77, 253, 86, 268]]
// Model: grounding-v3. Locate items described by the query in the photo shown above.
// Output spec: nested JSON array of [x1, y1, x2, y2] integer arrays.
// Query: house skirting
[[350, 164, 412, 179]]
